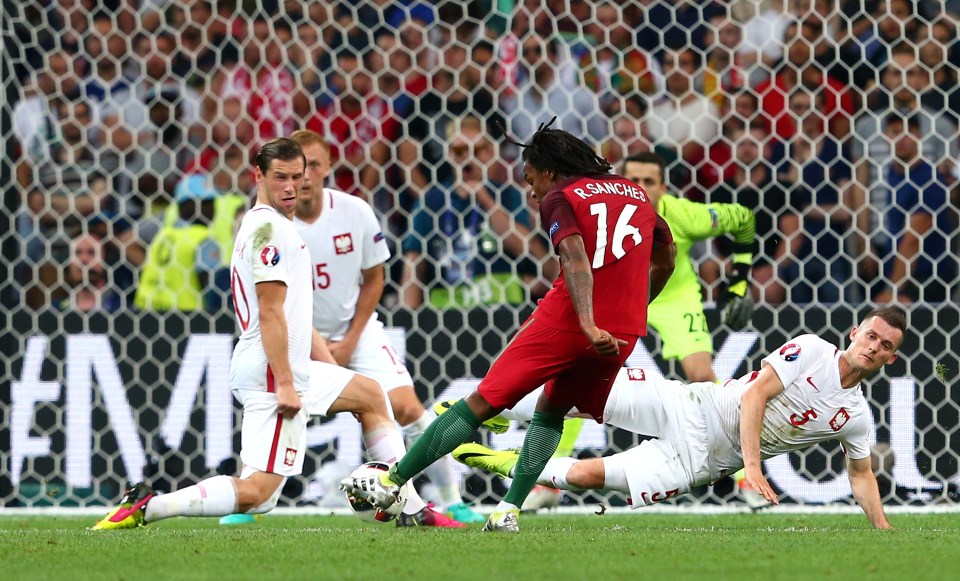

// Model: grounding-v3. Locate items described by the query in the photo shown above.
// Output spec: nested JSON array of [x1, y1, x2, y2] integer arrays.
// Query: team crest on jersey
[[284, 448, 297, 467], [334, 233, 354, 254], [829, 408, 850, 431], [780, 343, 801, 361], [260, 245, 280, 266], [626, 368, 646, 381]]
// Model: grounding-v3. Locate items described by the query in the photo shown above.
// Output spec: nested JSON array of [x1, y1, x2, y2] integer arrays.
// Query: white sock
[[144, 475, 237, 523], [501, 388, 540, 422], [403, 411, 463, 508], [494, 501, 519, 513], [536, 457, 583, 490], [363, 424, 426, 515]]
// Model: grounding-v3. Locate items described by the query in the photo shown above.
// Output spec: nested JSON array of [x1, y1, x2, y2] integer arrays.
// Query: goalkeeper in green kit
[[621, 152, 766, 508]]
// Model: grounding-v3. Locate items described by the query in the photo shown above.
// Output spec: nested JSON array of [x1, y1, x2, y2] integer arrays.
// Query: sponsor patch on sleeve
[[779, 343, 801, 361], [549, 221, 560, 236], [374, 231, 385, 242]]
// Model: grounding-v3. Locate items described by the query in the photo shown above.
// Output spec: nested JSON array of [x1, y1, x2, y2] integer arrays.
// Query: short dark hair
[[622, 152, 666, 183], [862, 306, 908, 341], [501, 117, 612, 178], [256, 138, 305, 174]]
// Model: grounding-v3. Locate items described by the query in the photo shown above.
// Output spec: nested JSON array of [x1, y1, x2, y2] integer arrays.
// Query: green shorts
[[646, 295, 714, 361]]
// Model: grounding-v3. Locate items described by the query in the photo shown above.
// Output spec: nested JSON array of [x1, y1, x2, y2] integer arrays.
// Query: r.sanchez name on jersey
[[703, 334, 873, 472], [295, 188, 390, 340], [230, 204, 313, 392]]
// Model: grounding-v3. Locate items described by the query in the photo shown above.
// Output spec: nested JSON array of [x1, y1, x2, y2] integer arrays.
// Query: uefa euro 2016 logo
[[779, 343, 801, 362], [260, 245, 280, 266]]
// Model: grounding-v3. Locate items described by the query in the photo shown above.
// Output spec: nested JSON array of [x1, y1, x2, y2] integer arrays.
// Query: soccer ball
[[344, 461, 409, 523]]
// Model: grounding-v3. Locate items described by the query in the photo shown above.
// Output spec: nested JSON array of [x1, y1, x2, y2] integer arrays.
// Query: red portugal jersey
[[535, 174, 667, 335]]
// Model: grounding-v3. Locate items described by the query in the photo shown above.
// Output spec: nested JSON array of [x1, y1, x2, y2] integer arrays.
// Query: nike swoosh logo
[[456, 452, 490, 464], [806, 377, 819, 391]]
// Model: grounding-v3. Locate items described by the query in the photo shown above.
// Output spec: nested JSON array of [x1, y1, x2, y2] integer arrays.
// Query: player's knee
[[235, 476, 284, 514], [389, 389, 426, 426], [566, 460, 604, 490]]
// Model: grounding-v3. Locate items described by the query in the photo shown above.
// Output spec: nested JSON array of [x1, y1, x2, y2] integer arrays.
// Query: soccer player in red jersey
[[342, 118, 676, 532]]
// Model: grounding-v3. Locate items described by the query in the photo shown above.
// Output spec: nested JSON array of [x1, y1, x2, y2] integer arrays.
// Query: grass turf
[[2, 513, 959, 580]]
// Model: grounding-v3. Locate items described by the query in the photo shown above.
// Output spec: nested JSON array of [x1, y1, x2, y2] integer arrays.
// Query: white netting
[[2, 0, 959, 510]]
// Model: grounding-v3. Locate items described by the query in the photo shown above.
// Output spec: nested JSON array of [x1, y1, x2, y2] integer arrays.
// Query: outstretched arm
[[738, 365, 785, 505], [847, 455, 893, 529]]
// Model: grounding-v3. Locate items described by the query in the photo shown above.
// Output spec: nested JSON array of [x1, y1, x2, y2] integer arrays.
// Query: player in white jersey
[[453, 307, 905, 529], [287, 129, 477, 526], [94, 139, 316, 529]]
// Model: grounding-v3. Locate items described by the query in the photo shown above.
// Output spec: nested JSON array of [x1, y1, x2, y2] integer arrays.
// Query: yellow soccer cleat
[[433, 400, 511, 434], [452, 443, 519, 479], [91, 483, 156, 531]]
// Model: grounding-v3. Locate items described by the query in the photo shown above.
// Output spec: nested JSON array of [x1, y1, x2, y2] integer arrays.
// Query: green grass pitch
[[3, 513, 959, 580]]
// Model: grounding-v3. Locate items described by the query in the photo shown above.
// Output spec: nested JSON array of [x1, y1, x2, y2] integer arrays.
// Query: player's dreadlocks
[[500, 117, 612, 178]]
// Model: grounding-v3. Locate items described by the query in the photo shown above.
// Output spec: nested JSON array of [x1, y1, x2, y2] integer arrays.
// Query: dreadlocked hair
[[498, 117, 612, 178]]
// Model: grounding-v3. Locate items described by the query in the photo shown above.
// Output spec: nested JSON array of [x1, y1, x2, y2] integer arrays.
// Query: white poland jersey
[[230, 204, 313, 392], [295, 188, 390, 341], [702, 334, 874, 472]]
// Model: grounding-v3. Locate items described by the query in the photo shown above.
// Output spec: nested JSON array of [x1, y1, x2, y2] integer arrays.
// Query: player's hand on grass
[[276, 383, 302, 419], [723, 263, 754, 330], [584, 326, 628, 356], [744, 466, 779, 505]]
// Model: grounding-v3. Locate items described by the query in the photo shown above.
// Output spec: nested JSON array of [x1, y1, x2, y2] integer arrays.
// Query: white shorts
[[601, 374, 714, 508], [235, 389, 308, 477], [346, 318, 414, 393], [302, 360, 358, 417]]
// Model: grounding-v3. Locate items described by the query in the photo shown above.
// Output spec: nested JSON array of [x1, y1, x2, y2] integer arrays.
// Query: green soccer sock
[[503, 411, 565, 507], [391, 399, 482, 485]]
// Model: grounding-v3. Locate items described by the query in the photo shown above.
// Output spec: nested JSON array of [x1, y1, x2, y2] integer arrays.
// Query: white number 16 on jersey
[[589, 203, 644, 268]]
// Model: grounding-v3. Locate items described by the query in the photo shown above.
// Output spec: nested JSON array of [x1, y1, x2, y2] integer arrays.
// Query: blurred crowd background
[[4, 0, 959, 315]]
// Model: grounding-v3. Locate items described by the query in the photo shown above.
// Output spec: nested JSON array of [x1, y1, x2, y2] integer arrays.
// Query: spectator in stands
[[707, 120, 788, 304], [578, 2, 663, 115], [20, 97, 119, 269], [402, 59, 502, 196], [500, 36, 607, 147], [701, 14, 748, 110], [643, 47, 721, 191], [849, 42, 959, 286], [400, 116, 556, 308], [13, 49, 85, 159], [54, 234, 121, 313], [739, 0, 793, 85], [307, 50, 398, 201], [637, 0, 725, 55], [697, 91, 759, 193], [873, 114, 957, 304], [841, 0, 925, 90], [134, 173, 237, 312], [918, 18, 960, 127], [771, 88, 854, 303], [755, 19, 855, 143], [247, 17, 307, 141]]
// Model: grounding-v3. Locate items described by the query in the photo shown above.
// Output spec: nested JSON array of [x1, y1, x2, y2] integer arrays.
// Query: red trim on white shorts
[[266, 365, 275, 393], [266, 414, 283, 473]]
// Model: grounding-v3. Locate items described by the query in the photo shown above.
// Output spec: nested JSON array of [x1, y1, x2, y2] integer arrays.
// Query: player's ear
[[255, 167, 264, 184], [886, 353, 898, 365], [849, 326, 859, 341]]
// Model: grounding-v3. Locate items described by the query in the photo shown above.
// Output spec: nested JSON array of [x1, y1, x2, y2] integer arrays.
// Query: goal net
[[2, 0, 958, 511]]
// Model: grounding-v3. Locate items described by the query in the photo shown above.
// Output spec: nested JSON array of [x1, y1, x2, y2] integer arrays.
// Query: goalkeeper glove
[[723, 262, 754, 331]]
